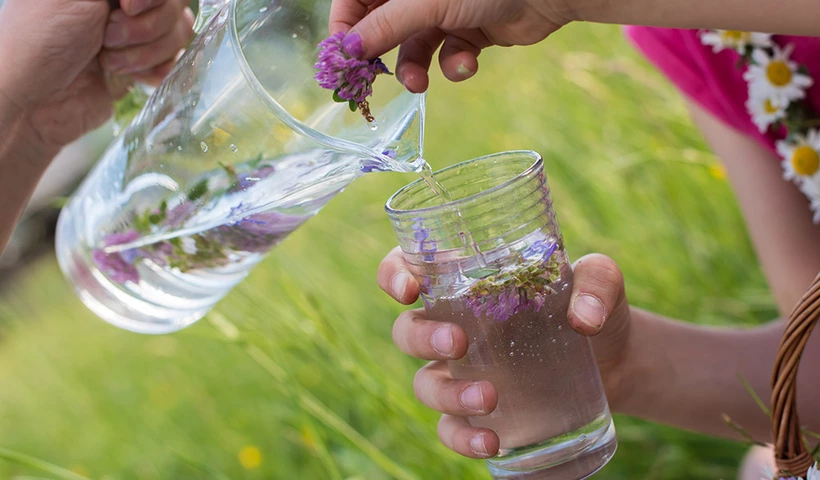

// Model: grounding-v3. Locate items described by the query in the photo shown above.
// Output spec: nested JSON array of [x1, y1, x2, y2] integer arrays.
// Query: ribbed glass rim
[[384, 150, 543, 216]]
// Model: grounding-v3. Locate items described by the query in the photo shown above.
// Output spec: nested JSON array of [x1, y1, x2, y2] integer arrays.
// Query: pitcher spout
[[194, 0, 232, 33]]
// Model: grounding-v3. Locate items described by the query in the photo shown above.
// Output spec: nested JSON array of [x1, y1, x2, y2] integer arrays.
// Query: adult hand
[[378, 248, 633, 457], [0, 0, 194, 152], [329, 0, 576, 93]]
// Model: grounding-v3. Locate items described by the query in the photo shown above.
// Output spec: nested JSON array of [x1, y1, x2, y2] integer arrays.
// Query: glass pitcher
[[55, 0, 426, 334]]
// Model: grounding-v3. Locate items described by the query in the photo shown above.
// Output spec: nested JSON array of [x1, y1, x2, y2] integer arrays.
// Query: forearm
[[573, 0, 820, 36], [0, 87, 57, 252], [619, 307, 820, 443]]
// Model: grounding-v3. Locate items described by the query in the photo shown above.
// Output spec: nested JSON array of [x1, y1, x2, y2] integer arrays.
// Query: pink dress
[[623, 27, 820, 154]]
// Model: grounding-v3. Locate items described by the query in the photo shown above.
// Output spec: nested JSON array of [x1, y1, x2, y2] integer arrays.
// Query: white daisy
[[807, 462, 820, 480], [776, 129, 820, 182], [746, 92, 787, 133], [700, 30, 773, 54], [744, 45, 814, 106]]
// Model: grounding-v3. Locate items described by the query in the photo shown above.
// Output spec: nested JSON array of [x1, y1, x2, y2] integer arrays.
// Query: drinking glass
[[385, 151, 617, 479]]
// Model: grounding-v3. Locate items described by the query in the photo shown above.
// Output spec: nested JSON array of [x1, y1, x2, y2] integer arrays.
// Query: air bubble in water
[[230, 144, 238, 153], [579, 434, 588, 442], [557, 325, 562, 330], [291, 33, 298, 38], [200, 142, 209, 152], [368, 121, 378, 131], [177, 146, 182, 151], [551, 339, 557, 344], [259, 6, 268, 12]]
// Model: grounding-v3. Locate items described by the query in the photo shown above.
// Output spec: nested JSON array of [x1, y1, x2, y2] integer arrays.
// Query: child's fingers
[[392, 309, 468, 360], [437, 415, 499, 459], [377, 246, 421, 304]]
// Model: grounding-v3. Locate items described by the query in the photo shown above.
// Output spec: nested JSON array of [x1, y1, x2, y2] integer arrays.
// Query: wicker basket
[[771, 273, 820, 477]]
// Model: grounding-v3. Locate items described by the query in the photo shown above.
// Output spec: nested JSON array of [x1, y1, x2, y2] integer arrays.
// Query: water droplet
[[548, 314, 554, 319], [258, 6, 268, 12], [246, 177, 260, 182], [177, 146, 182, 151], [579, 434, 588, 442], [509, 352, 514, 356], [510, 341, 515, 346], [230, 144, 238, 153], [551, 339, 557, 344], [557, 325, 562, 330], [291, 33, 298, 38], [368, 121, 378, 131], [200, 142, 209, 152]]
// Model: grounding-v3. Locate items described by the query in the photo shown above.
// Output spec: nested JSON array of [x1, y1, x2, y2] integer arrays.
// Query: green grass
[[0, 24, 777, 479]]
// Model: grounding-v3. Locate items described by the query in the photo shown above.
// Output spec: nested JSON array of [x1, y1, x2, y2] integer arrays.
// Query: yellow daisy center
[[766, 61, 793, 87], [791, 145, 820, 176], [720, 31, 749, 45], [764, 99, 779, 114]]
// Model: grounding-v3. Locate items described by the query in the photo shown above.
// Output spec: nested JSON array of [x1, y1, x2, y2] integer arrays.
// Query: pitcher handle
[[194, 0, 233, 33]]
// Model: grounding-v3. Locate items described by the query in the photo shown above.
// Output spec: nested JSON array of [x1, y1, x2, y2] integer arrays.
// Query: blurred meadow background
[[0, 18, 777, 480]]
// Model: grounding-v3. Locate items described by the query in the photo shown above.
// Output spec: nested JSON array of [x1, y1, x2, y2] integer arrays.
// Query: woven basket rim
[[771, 273, 820, 477]]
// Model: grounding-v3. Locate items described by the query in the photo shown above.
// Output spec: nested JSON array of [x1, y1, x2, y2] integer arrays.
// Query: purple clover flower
[[92, 230, 141, 284], [211, 211, 308, 253], [314, 32, 391, 120], [466, 287, 547, 323]]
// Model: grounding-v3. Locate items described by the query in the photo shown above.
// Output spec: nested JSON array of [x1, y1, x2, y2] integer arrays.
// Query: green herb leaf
[[187, 179, 209, 202], [348, 100, 357, 112], [332, 89, 345, 103], [464, 268, 500, 280]]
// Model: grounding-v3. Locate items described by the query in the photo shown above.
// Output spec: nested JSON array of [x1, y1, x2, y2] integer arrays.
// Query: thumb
[[566, 253, 629, 337], [349, 0, 444, 58]]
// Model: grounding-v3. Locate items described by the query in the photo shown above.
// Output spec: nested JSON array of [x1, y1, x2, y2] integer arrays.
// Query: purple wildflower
[[360, 150, 398, 173], [314, 32, 392, 121], [165, 202, 197, 227], [411, 217, 437, 262], [210, 211, 307, 253], [466, 287, 546, 323], [523, 239, 558, 263], [92, 230, 141, 284], [231, 164, 275, 192]]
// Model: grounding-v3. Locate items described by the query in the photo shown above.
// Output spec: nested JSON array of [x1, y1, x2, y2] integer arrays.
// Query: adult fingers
[[348, 0, 445, 58], [392, 309, 468, 360], [377, 246, 421, 304], [100, 7, 193, 74], [438, 31, 488, 82], [104, 0, 188, 49], [395, 28, 445, 93], [437, 414, 500, 458]]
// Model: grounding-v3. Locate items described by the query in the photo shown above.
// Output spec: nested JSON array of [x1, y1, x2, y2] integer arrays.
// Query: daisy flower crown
[[700, 30, 820, 223]]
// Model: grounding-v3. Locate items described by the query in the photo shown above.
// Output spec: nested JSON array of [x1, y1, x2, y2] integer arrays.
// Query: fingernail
[[431, 326, 453, 356], [390, 271, 410, 299], [460, 383, 485, 413], [342, 32, 364, 58], [104, 23, 127, 48], [572, 294, 606, 330], [469, 433, 488, 456], [455, 63, 475, 79]]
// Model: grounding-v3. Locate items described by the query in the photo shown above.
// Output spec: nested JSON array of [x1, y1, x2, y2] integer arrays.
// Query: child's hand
[[377, 247, 633, 457], [329, 0, 575, 93]]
